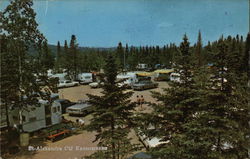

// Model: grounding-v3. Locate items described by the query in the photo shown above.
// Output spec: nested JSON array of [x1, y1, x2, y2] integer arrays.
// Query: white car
[[58, 80, 79, 88], [66, 100, 92, 116], [89, 82, 104, 88]]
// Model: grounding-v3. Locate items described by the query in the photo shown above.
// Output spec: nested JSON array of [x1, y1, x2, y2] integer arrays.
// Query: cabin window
[[57, 106, 61, 112], [29, 117, 37, 122], [53, 107, 57, 113]]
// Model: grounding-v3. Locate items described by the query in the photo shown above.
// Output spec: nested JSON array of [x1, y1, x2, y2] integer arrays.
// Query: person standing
[[140, 95, 145, 110], [136, 95, 141, 106]]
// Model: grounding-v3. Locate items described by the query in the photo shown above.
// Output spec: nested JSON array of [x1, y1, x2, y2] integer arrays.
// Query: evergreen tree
[[116, 42, 124, 70], [141, 35, 250, 159], [55, 41, 61, 71], [64, 35, 79, 79], [241, 33, 250, 85], [40, 40, 54, 72], [85, 55, 139, 159], [195, 30, 203, 66], [57, 41, 61, 59], [61, 40, 69, 71], [140, 35, 198, 158], [0, 0, 56, 136]]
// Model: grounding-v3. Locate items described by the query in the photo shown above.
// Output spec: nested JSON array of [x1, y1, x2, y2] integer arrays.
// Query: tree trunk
[[111, 117, 115, 159]]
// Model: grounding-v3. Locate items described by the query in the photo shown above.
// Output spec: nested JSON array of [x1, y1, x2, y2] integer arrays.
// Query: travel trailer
[[117, 72, 138, 88], [77, 73, 93, 84], [7, 99, 62, 132], [51, 73, 67, 82]]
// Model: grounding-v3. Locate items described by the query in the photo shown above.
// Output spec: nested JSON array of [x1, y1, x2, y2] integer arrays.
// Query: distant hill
[[48, 44, 116, 56]]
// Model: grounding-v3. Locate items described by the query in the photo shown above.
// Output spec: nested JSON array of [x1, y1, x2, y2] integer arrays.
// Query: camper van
[[77, 73, 93, 84], [8, 99, 62, 132]]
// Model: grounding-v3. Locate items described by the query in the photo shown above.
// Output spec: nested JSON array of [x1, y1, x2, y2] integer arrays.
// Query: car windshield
[[77, 100, 89, 104]]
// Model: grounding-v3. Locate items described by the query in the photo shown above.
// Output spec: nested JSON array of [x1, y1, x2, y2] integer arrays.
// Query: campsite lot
[[14, 82, 169, 159]]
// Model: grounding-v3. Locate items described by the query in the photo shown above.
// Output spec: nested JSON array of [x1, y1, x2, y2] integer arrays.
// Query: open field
[[10, 82, 169, 159]]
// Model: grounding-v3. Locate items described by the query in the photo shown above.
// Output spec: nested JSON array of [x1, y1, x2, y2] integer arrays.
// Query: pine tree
[[195, 30, 203, 66], [85, 55, 139, 159], [140, 35, 198, 158], [55, 41, 61, 71], [0, 0, 56, 135], [64, 35, 79, 80], [40, 40, 54, 72], [199, 38, 250, 158], [57, 41, 61, 60], [116, 42, 124, 70], [241, 33, 250, 86]]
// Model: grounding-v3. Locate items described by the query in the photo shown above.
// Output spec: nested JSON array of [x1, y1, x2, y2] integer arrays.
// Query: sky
[[0, 0, 249, 47]]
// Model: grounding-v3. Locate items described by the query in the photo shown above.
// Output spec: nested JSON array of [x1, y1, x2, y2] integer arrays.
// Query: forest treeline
[[45, 32, 248, 76]]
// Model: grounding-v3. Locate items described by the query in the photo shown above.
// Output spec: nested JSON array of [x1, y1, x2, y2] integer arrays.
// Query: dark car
[[55, 99, 76, 114], [132, 80, 158, 91]]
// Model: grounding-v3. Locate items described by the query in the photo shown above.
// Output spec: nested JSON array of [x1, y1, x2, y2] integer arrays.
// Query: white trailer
[[117, 72, 138, 88], [77, 73, 93, 84], [8, 100, 62, 132], [51, 73, 67, 82]]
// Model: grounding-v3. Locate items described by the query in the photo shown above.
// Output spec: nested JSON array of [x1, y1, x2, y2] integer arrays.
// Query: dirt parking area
[[13, 82, 169, 159]]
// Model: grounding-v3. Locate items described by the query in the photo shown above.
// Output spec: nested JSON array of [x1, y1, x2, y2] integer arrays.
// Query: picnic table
[[45, 123, 74, 142]]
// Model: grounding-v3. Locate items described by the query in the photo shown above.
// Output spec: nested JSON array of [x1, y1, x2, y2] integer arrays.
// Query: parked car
[[66, 100, 93, 116], [58, 80, 79, 88], [132, 80, 158, 91], [55, 99, 76, 114], [89, 81, 104, 88]]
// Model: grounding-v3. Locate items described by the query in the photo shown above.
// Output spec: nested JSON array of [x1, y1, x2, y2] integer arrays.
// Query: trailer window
[[53, 107, 57, 113]]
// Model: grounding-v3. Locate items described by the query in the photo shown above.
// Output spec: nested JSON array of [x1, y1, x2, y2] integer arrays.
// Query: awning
[[154, 69, 174, 74], [136, 72, 153, 77]]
